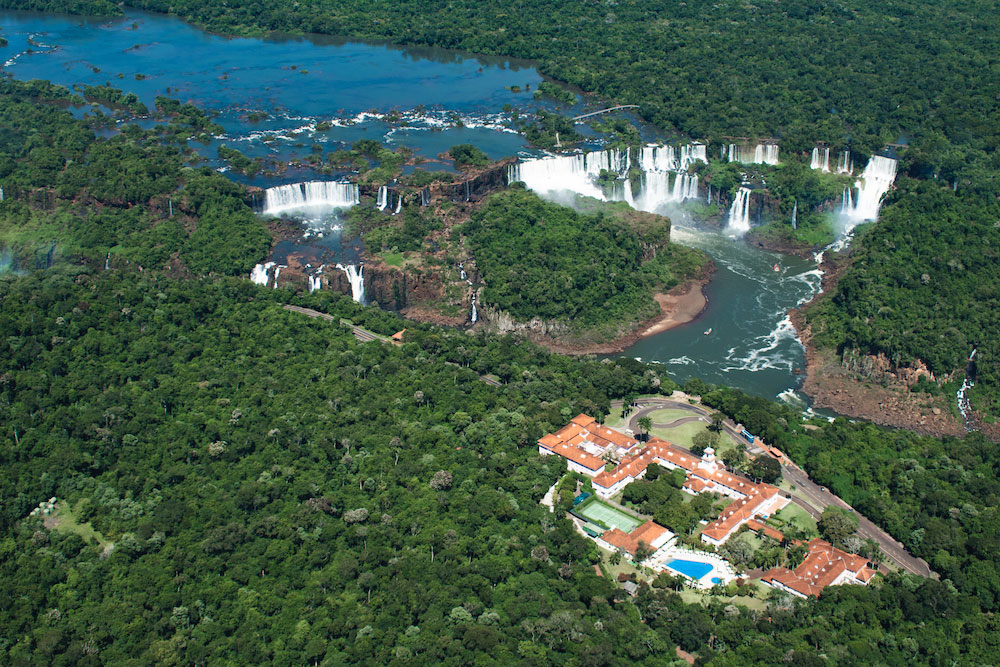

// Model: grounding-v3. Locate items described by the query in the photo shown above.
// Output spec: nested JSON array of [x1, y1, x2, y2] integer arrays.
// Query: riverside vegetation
[[6, 0, 1000, 414], [2, 12, 1000, 667]]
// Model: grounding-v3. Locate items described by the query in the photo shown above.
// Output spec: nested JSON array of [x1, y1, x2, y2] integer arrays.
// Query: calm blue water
[[0, 9, 827, 407], [666, 559, 715, 580], [0, 9, 565, 177]]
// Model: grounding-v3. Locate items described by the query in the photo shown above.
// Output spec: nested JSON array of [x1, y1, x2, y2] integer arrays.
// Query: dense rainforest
[[2, 8, 1000, 665], [7, 0, 999, 415], [3, 269, 1000, 665], [462, 189, 707, 338], [0, 78, 269, 276]]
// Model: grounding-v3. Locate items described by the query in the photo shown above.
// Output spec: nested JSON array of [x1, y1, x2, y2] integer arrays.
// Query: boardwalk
[[571, 105, 640, 121]]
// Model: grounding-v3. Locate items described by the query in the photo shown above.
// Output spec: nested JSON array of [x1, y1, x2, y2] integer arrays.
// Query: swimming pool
[[666, 559, 714, 581]]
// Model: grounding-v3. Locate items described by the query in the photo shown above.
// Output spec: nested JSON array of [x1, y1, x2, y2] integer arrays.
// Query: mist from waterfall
[[262, 181, 360, 216], [727, 187, 752, 234], [337, 263, 366, 304], [839, 155, 898, 231]]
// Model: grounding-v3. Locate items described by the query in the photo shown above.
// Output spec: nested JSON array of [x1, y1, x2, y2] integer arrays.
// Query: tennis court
[[576, 499, 641, 533]]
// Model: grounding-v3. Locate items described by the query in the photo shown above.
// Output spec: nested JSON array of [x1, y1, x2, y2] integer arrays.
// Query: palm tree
[[637, 416, 652, 441]]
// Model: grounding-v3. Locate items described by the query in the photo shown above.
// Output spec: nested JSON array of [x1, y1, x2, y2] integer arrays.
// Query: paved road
[[612, 396, 933, 578], [781, 462, 933, 577]]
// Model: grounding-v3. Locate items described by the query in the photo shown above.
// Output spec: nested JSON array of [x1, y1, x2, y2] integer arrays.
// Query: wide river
[[1, 9, 823, 406]]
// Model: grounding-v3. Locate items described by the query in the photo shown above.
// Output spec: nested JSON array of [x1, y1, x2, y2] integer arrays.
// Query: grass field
[[773, 504, 819, 537], [680, 585, 770, 612], [48, 501, 110, 548], [650, 421, 706, 447], [577, 499, 641, 533], [645, 408, 696, 423]]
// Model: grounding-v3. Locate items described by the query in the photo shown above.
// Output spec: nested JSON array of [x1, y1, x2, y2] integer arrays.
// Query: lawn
[[48, 501, 110, 548], [772, 504, 818, 537], [645, 408, 697, 424], [650, 421, 706, 447], [600, 548, 647, 582], [602, 410, 633, 430], [680, 584, 770, 612]]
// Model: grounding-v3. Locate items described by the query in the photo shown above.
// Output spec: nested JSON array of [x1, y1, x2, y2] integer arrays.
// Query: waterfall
[[393, 194, 402, 215], [755, 144, 780, 165], [0, 185, 4, 202], [513, 145, 704, 214], [791, 200, 798, 229], [727, 187, 752, 234], [272, 266, 281, 289], [336, 263, 366, 304], [464, 181, 471, 202], [376, 186, 389, 211], [836, 151, 854, 175], [309, 266, 324, 293], [637, 143, 707, 172], [810, 147, 831, 172], [250, 261, 275, 286], [508, 148, 631, 201], [728, 143, 779, 165], [105, 252, 110, 271], [840, 186, 853, 215], [420, 188, 431, 206], [840, 155, 898, 227], [262, 181, 359, 215], [470, 292, 478, 323]]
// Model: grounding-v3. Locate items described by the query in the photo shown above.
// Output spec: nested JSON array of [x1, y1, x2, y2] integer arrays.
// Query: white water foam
[[262, 181, 359, 216], [250, 261, 275, 286], [336, 263, 365, 304], [840, 155, 897, 229], [726, 187, 752, 234]]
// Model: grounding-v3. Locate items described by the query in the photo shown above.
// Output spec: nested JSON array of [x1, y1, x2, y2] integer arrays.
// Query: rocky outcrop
[[431, 158, 516, 203], [362, 263, 447, 311], [841, 349, 937, 386], [477, 303, 571, 337]]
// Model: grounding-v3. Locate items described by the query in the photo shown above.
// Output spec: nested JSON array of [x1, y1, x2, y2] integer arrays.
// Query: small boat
[[773, 263, 780, 272], [704, 327, 712, 335]]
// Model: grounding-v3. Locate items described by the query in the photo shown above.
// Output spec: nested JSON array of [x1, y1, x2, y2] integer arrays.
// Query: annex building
[[761, 538, 877, 598]]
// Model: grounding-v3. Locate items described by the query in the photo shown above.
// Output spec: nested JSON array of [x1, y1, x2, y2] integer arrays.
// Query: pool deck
[[651, 546, 738, 589]]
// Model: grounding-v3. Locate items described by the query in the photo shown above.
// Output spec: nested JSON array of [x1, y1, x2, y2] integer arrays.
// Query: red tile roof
[[539, 415, 638, 473], [762, 538, 874, 597], [746, 519, 785, 542], [601, 520, 671, 557], [701, 485, 780, 542]]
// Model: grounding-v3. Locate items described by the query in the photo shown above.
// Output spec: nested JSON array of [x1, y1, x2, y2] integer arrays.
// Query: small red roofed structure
[[761, 538, 877, 598], [597, 520, 675, 560]]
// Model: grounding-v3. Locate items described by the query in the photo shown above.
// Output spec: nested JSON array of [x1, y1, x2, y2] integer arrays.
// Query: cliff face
[[431, 159, 515, 203], [476, 302, 570, 338], [362, 263, 447, 311], [840, 348, 939, 386]]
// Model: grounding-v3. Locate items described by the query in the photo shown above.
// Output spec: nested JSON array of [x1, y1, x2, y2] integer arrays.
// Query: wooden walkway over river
[[571, 105, 640, 121]]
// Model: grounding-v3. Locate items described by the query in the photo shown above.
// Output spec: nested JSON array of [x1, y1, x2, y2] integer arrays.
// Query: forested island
[[2, 0, 1000, 664]]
